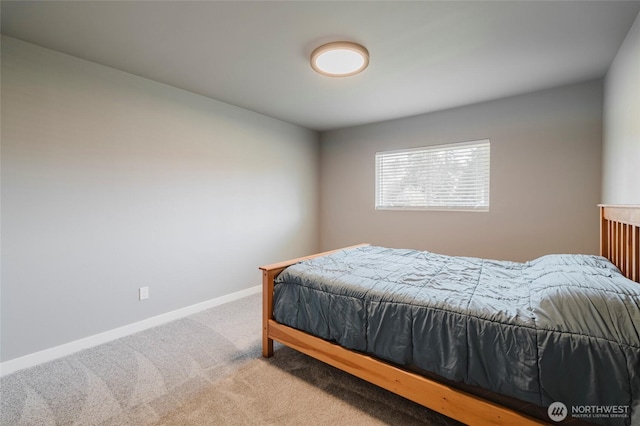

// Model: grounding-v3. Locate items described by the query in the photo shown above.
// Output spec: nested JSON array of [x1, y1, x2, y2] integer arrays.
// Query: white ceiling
[[2, 1, 639, 131]]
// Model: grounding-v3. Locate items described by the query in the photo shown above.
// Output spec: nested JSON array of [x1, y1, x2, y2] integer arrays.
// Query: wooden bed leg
[[263, 337, 274, 358], [262, 269, 276, 357]]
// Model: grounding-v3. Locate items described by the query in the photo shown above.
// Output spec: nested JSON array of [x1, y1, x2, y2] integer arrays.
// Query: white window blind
[[375, 140, 490, 211]]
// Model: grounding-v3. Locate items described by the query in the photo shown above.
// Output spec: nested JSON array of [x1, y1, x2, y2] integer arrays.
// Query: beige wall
[[1, 36, 319, 362], [320, 81, 603, 261], [603, 11, 640, 204]]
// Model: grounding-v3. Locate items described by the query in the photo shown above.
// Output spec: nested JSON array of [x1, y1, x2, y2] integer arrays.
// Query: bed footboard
[[260, 244, 370, 358]]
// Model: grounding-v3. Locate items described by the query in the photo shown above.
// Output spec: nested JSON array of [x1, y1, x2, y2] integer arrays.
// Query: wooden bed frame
[[260, 205, 640, 426]]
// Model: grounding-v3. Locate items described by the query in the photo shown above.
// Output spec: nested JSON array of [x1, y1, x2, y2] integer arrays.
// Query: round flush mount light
[[310, 41, 369, 77]]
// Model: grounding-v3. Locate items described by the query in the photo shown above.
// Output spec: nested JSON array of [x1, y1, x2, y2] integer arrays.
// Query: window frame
[[375, 139, 491, 212]]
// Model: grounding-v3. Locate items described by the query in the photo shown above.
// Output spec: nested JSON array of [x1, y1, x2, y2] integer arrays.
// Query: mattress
[[273, 246, 640, 426]]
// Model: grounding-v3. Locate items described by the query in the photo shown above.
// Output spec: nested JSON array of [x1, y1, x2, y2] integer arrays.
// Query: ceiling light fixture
[[310, 41, 369, 77]]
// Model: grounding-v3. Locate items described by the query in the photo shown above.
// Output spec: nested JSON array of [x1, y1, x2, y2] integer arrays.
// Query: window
[[375, 140, 490, 211]]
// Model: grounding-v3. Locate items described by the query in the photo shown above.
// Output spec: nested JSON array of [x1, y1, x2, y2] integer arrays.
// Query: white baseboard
[[0, 285, 261, 377]]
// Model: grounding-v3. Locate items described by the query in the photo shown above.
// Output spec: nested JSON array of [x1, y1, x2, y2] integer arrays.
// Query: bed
[[260, 205, 640, 425]]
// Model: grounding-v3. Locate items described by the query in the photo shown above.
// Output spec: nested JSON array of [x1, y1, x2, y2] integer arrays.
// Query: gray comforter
[[273, 246, 640, 425]]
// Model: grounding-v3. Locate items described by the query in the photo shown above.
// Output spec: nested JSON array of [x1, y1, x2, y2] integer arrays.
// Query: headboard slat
[[633, 225, 639, 282], [599, 205, 640, 283]]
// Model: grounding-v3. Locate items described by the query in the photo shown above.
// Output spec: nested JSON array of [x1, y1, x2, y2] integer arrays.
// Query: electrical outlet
[[139, 286, 149, 301]]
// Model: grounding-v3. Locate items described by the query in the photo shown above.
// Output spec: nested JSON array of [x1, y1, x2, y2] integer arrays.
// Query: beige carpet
[[155, 346, 461, 426], [2, 293, 461, 425]]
